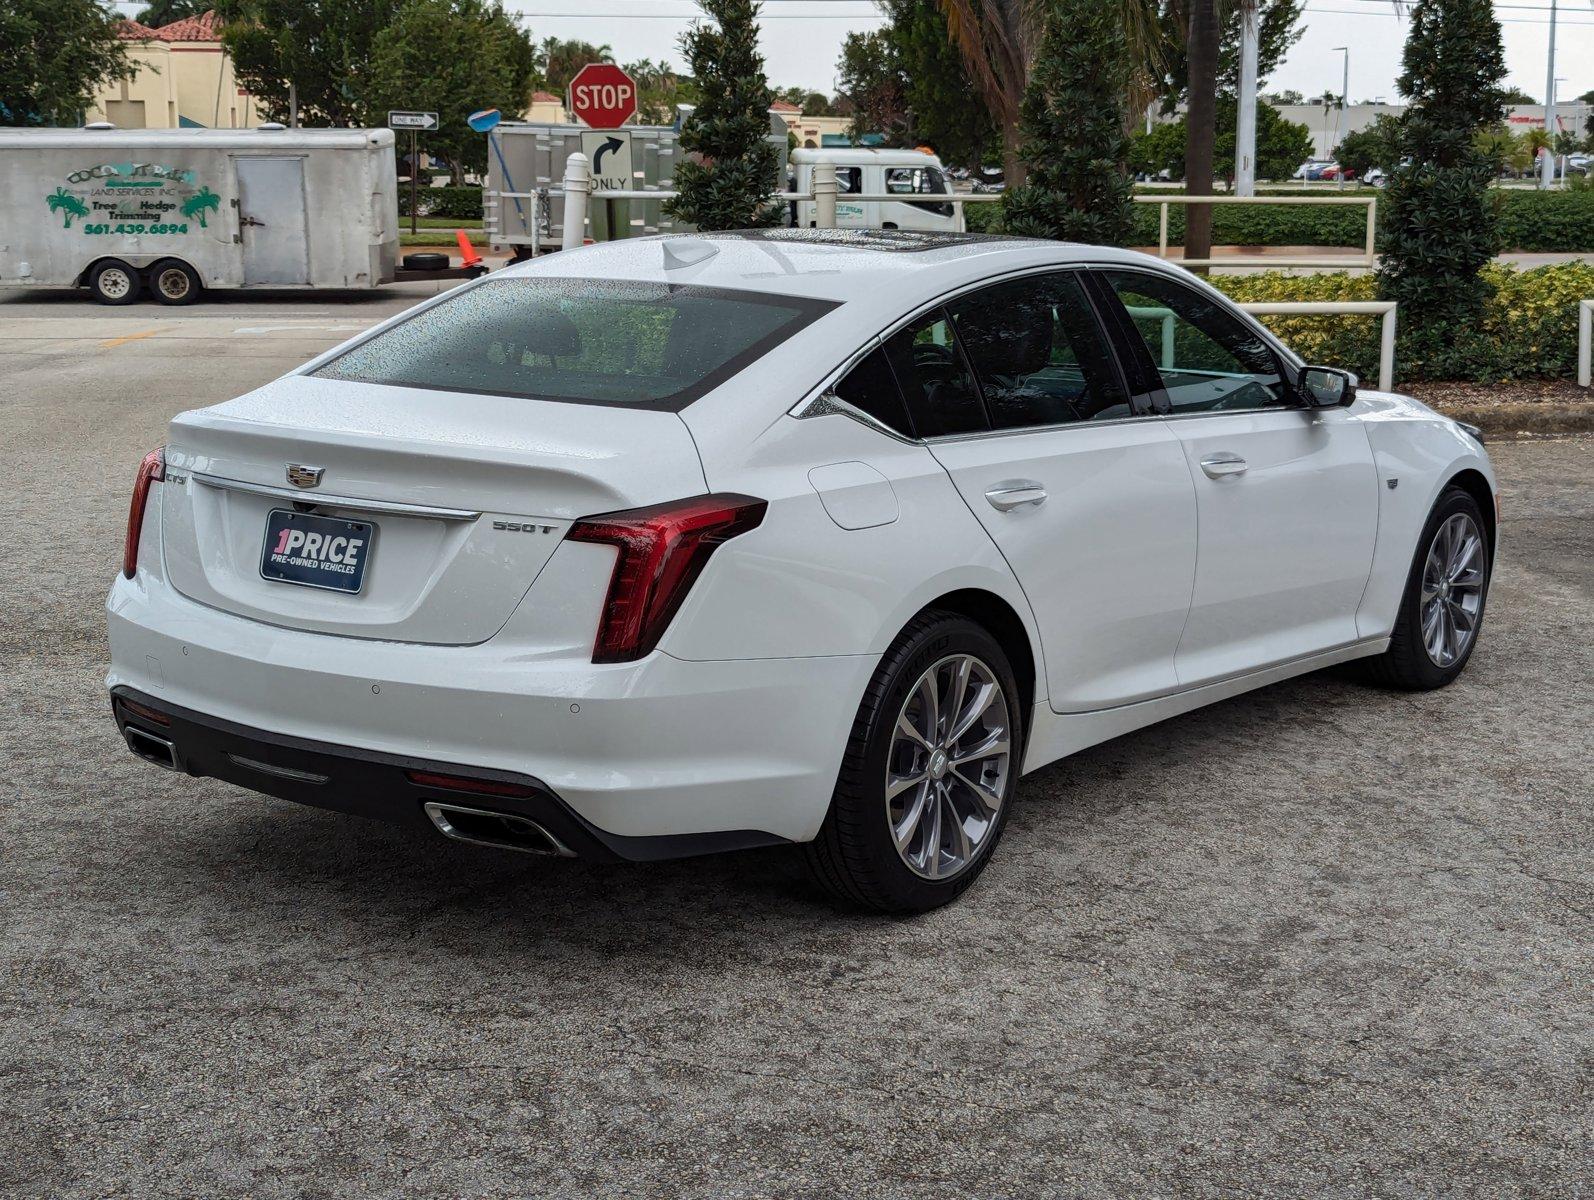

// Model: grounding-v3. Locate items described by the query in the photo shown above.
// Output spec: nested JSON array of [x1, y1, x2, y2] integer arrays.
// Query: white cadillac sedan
[[108, 230, 1496, 912]]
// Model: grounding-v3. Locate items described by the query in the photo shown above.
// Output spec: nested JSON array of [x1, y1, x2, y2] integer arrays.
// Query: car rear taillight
[[567, 493, 767, 663], [404, 769, 539, 799], [122, 447, 165, 579]]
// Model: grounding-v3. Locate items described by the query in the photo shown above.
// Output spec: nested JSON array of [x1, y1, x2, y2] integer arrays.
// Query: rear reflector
[[118, 697, 171, 727], [122, 446, 165, 579], [566, 493, 767, 663], [403, 769, 540, 799]]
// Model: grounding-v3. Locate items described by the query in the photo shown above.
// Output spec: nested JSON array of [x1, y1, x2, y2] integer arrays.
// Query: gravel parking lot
[[1, 292, 1589, 1198]]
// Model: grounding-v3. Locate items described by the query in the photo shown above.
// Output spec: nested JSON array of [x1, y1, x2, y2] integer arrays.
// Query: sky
[[498, 0, 1594, 107], [113, 0, 1594, 108]]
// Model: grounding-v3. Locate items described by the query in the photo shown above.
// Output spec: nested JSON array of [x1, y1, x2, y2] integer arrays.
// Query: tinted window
[[883, 309, 987, 438], [948, 272, 1131, 430], [1101, 270, 1285, 413], [833, 346, 911, 435], [315, 278, 834, 410]]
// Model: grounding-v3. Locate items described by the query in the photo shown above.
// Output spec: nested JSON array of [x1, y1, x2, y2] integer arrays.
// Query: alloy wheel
[[1420, 512, 1485, 668], [885, 653, 1011, 881]]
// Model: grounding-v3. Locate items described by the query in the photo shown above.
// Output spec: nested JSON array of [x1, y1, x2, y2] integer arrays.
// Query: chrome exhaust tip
[[124, 725, 179, 771], [422, 801, 575, 858]]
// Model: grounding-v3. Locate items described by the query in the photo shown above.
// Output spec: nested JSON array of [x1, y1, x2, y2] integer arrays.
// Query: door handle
[[984, 481, 1047, 511], [240, 215, 265, 227], [1200, 454, 1248, 479]]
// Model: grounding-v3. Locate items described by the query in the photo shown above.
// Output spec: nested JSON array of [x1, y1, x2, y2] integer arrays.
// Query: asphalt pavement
[[0, 295, 1589, 1198]]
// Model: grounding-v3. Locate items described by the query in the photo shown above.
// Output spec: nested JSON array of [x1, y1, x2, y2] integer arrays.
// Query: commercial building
[[90, 10, 266, 130]]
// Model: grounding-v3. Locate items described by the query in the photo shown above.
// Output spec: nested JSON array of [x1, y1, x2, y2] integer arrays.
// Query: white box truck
[[788, 148, 965, 234], [0, 126, 411, 304]]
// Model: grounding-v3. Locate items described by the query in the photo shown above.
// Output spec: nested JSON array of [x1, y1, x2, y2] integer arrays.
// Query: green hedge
[[1213, 263, 1594, 382], [398, 186, 484, 220], [1122, 187, 1594, 253]]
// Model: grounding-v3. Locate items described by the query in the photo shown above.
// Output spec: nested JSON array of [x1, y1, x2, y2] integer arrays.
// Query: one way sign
[[388, 110, 439, 130], [581, 129, 634, 192]]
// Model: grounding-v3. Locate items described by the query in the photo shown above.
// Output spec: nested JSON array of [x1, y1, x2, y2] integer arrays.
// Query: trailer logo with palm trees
[[44, 163, 207, 236]]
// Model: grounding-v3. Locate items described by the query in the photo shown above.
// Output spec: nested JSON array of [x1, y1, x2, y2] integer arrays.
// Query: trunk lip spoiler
[[189, 470, 481, 522]]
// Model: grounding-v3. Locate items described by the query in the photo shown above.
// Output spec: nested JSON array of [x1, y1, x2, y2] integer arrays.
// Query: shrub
[[1124, 188, 1594, 253], [1214, 262, 1594, 382], [398, 186, 483, 220]]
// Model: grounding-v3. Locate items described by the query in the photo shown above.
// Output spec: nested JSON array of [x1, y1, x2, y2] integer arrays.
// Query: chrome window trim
[[789, 259, 1167, 444], [786, 256, 1309, 446], [191, 471, 482, 521]]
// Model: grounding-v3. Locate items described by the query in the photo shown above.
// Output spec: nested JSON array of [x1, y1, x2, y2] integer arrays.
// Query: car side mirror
[[1299, 366, 1357, 408]]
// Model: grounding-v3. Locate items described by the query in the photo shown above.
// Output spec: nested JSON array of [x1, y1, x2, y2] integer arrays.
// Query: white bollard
[[811, 161, 837, 229], [561, 151, 591, 252], [1579, 300, 1592, 389]]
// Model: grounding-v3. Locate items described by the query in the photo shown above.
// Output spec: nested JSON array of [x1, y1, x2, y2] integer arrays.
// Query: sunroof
[[696, 228, 1025, 253]]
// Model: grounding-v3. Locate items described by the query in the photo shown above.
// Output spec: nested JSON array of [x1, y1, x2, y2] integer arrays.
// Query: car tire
[[1364, 486, 1491, 691], [89, 259, 142, 305], [805, 611, 1023, 913], [149, 259, 201, 305]]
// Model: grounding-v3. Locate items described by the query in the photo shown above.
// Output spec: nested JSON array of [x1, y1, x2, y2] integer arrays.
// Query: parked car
[[109, 230, 1498, 912], [1292, 159, 1333, 180], [1362, 166, 1388, 187], [971, 166, 1006, 193]]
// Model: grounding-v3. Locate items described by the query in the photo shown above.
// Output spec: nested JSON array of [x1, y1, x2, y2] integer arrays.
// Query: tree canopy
[[219, 0, 401, 126], [1378, 0, 1508, 368], [539, 38, 612, 97], [366, 0, 536, 180], [1, 0, 137, 127], [134, 0, 209, 26], [667, 0, 779, 230], [1002, 0, 1134, 244]]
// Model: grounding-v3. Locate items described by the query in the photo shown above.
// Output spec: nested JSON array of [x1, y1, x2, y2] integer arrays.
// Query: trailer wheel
[[149, 260, 201, 305], [89, 260, 142, 305]]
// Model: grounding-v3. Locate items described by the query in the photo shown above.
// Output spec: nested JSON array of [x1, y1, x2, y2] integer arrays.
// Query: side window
[[947, 272, 1131, 430], [1100, 270, 1286, 413], [884, 166, 953, 217], [882, 309, 987, 438], [832, 346, 912, 436], [836, 167, 863, 195]]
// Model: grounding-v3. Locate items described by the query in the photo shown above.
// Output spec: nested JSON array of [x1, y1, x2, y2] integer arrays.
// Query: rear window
[[314, 278, 836, 410]]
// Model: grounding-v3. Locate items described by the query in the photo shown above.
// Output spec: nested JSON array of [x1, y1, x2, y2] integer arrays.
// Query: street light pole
[[1235, 0, 1259, 195], [1332, 47, 1349, 188], [1541, 0, 1558, 189]]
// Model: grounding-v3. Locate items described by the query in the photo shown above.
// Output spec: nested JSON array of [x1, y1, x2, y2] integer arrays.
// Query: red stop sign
[[568, 63, 638, 129]]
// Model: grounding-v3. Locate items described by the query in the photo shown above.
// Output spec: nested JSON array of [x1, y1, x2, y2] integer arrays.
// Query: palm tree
[[46, 187, 90, 229], [181, 187, 219, 228], [938, 0, 1167, 188], [937, 0, 1034, 185]]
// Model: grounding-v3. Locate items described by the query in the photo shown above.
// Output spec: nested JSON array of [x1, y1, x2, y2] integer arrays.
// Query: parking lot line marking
[[101, 329, 160, 349]]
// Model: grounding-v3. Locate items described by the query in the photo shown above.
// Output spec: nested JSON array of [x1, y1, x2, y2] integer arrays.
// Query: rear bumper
[[106, 572, 878, 845], [111, 689, 779, 862]]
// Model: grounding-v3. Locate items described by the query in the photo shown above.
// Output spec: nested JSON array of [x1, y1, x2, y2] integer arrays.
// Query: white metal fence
[[555, 154, 1407, 389], [1132, 193, 1378, 271]]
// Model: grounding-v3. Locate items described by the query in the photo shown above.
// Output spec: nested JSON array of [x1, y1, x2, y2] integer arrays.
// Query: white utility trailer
[[789, 148, 964, 234], [0, 126, 414, 304]]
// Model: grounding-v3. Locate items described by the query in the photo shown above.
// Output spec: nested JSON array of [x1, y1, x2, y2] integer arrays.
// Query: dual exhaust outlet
[[122, 720, 572, 859]]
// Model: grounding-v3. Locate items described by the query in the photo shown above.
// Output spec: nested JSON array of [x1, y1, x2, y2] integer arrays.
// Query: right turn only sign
[[580, 129, 634, 193]]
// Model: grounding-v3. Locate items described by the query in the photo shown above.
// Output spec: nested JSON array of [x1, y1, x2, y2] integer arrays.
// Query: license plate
[[260, 509, 373, 594]]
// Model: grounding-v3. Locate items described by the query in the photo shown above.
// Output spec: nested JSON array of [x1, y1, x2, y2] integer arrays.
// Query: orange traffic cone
[[455, 229, 482, 269]]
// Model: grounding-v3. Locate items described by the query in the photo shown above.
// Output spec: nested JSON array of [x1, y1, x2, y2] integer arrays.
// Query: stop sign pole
[[568, 63, 638, 129]]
